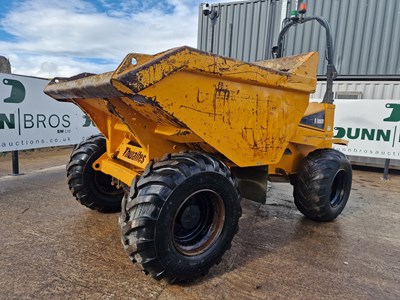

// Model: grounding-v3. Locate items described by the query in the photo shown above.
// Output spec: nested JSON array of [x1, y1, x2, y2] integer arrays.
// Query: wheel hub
[[180, 205, 201, 229], [173, 189, 225, 256]]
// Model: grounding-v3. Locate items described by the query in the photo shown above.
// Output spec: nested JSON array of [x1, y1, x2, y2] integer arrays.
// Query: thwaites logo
[[122, 148, 147, 164]]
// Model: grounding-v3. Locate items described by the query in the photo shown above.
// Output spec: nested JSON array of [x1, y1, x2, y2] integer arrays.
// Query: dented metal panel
[[45, 46, 320, 171]]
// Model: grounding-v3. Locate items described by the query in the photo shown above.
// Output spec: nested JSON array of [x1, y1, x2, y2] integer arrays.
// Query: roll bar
[[273, 15, 337, 104]]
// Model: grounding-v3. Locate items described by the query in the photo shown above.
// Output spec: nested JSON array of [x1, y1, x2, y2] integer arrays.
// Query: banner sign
[[0, 73, 99, 152], [333, 99, 400, 160]]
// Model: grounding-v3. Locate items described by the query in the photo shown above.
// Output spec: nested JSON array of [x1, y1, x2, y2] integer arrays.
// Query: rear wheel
[[293, 148, 352, 221], [67, 134, 124, 213], [120, 152, 241, 282]]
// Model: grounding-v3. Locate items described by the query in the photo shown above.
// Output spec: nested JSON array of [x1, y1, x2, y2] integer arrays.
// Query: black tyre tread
[[67, 134, 123, 213], [119, 152, 241, 282], [293, 148, 352, 221]]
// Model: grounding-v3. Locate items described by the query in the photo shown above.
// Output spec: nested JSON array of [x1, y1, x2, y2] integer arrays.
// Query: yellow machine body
[[44, 46, 337, 186]]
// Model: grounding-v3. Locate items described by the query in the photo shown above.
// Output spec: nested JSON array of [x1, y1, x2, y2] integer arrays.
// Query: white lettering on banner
[[0, 73, 99, 152], [332, 99, 400, 160]]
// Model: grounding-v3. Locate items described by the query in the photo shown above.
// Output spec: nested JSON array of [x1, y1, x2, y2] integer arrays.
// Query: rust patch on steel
[[212, 82, 232, 122]]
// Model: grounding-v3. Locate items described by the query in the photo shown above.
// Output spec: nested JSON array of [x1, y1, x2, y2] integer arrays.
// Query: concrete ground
[[0, 149, 399, 300]]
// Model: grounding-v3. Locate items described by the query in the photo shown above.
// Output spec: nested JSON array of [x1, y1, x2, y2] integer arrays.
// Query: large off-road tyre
[[120, 152, 241, 282], [293, 148, 352, 222], [67, 134, 124, 213]]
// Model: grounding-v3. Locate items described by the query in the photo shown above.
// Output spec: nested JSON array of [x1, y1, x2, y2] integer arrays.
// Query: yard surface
[[0, 149, 399, 299]]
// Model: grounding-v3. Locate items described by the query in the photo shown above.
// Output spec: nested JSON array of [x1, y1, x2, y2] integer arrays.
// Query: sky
[[0, 0, 231, 78]]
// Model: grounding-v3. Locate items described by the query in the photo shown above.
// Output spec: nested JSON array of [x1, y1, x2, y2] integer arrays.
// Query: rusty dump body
[[44, 46, 336, 186]]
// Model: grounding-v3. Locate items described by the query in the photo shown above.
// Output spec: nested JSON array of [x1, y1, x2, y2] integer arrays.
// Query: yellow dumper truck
[[44, 10, 351, 282]]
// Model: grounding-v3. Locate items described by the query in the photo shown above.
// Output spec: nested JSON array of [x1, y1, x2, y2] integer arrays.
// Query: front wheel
[[66, 134, 124, 213], [120, 152, 241, 282], [293, 148, 352, 221]]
